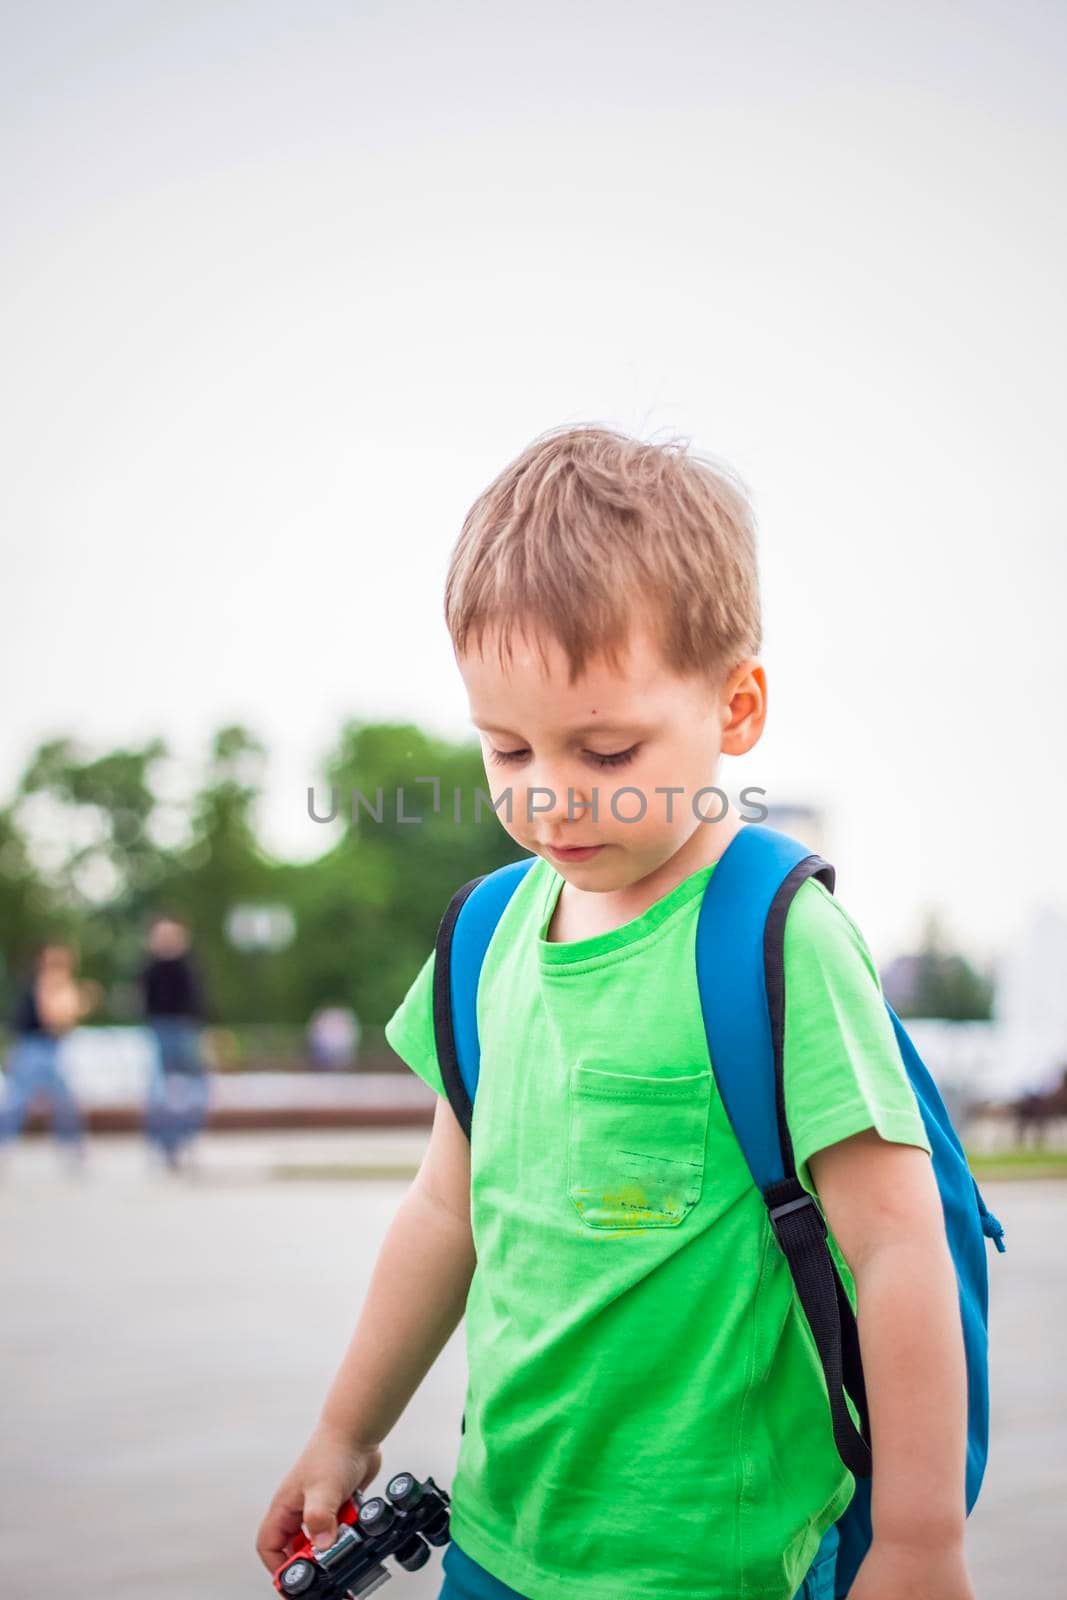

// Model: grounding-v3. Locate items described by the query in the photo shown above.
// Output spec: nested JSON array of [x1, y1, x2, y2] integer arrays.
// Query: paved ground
[[0, 1134, 1060, 1598]]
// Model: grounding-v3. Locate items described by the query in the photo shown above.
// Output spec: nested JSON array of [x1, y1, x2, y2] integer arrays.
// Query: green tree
[[152, 725, 283, 1023], [0, 719, 524, 1031], [290, 719, 520, 1026], [899, 911, 994, 1022], [11, 736, 172, 1009], [0, 803, 64, 1017]]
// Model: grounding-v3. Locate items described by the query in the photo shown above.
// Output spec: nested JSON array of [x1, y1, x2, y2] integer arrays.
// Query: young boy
[[257, 428, 975, 1600]]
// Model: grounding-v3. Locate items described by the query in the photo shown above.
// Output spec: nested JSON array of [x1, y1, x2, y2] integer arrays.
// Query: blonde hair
[[444, 423, 761, 688]]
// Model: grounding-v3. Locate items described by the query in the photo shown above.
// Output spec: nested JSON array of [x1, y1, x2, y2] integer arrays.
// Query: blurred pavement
[[0, 1135, 1060, 1599]]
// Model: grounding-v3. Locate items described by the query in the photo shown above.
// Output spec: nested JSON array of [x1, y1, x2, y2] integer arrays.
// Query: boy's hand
[[849, 1537, 975, 1600], [255, 1422, 382, 1571]]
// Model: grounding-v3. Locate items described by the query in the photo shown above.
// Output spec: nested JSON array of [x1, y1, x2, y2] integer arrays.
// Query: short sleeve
[[782, 877, 932, 1201], [383, 947, 447, 1099]]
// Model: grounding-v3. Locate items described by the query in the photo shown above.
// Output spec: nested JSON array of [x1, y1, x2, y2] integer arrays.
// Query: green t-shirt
[[384, 853, 931, 1600]]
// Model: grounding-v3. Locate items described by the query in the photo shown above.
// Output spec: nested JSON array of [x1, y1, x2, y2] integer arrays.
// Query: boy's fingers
[[304, 1484, 341, 1551], [256, 1496, 304, 1571]]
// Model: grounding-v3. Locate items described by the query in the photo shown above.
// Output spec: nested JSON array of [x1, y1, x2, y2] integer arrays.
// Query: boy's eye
[[488, 746, 640, 770], [587, 746, 640, 769]]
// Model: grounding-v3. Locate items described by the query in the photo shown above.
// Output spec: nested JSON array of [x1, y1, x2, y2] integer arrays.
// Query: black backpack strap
[[763, 1175, 871, 1477], [431, 856, 538, 1142], [430, 873, 486, 1441], [763, 860, 872, 1479], [431, 874, 486, 1140]]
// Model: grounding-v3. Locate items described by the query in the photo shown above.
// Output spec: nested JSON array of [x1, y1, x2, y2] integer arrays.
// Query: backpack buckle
[[767, 1191, 826, 1241]]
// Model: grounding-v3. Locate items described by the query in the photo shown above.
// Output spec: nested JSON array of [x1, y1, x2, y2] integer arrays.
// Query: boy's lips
[[544, 843, 605, 860]]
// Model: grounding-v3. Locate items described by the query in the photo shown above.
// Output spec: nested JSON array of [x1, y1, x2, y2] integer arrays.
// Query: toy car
[[273, 1471, 451, 1597]]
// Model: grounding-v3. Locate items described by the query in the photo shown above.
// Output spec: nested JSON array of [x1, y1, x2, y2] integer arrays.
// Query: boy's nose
[[523, 775, 596, 829]]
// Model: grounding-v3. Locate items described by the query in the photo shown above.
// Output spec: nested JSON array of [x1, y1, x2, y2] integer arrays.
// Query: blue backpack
[[430, 824, 1005, 1598]]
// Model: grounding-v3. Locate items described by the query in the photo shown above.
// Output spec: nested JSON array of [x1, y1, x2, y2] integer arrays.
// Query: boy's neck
[[545, 807, 743, 944]]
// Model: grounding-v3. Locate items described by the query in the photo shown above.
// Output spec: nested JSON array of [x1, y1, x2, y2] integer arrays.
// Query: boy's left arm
[[809, 1129, 976, 1600]]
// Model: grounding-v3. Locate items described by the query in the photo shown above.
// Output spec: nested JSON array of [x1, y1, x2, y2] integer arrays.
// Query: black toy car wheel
[[395, 1535, 431, 1572], [279, 1558, 317, 1595]]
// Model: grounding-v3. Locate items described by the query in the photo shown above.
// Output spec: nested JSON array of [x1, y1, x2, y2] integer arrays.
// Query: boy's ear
[[719, 659, 767, 757]]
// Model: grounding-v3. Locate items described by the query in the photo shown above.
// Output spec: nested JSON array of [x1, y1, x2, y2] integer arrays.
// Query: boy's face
[[458, 617, 764, 891]]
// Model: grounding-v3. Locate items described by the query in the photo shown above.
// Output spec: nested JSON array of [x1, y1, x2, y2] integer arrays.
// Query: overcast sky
[[2, 0, 1064, 967]]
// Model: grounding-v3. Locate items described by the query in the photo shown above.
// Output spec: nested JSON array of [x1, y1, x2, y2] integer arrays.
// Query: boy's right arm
[[255, 1094, 475, 1571]]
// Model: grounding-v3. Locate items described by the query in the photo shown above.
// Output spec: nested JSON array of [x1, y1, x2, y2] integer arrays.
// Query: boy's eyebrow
[[471, 717, 646, 737]]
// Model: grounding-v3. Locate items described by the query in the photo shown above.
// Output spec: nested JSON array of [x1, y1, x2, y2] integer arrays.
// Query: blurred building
[[994, 903, 1067, 1096], [881, 954, 922, 1014]]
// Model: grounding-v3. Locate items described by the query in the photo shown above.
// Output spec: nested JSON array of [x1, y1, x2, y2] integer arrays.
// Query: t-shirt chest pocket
[[566, 1060, 711, 1229]]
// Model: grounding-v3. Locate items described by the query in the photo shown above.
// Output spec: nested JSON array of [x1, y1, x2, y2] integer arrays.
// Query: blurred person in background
[[0, 940, 101, 1167], [306, 1004, 361, 1071], [139, 913, 211, 1172]]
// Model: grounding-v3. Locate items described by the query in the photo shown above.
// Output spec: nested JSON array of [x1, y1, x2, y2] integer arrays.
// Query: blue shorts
[[438, 1522, 839, 1600]]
